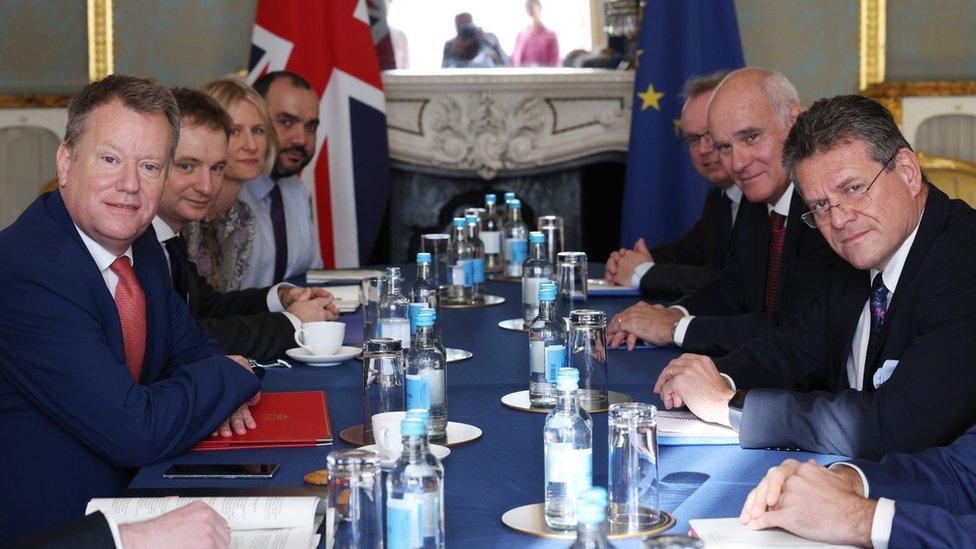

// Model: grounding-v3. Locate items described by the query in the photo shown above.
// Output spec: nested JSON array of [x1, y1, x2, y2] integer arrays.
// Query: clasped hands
[[738, 458, 875, 546], [607, 301, 683, 349], [653, 353, 734, 425], [604, 237, 653, 287], [278, 286, 340, 323]]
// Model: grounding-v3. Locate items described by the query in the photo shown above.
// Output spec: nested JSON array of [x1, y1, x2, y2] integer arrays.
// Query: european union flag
[[619, 0, 744, 248]]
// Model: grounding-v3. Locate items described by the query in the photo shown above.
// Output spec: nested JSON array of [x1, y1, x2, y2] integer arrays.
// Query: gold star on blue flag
[[637, 83, 665, 111]]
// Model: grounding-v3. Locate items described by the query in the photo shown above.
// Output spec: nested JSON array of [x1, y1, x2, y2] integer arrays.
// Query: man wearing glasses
[[654, 94, 976, 460], [604, 70, 742, 299]]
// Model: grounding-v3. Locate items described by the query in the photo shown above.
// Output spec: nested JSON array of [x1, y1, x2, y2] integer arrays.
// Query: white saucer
[[360, 443, 451, 467], [285, 345, 360, 366]]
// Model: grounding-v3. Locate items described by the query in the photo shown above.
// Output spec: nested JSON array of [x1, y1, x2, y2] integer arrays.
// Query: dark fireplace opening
[[379, 155, 625, 265]]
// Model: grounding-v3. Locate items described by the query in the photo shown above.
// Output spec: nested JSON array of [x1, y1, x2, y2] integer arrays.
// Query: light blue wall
[[0, 0, 88, 94], [887, 0, 976, 81]]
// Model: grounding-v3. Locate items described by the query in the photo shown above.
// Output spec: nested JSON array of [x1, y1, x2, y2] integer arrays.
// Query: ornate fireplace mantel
[[382, 69, 635, 179]]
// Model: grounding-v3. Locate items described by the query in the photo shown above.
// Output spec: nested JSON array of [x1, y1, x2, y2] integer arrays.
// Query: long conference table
[[130, 266, 843, 547]]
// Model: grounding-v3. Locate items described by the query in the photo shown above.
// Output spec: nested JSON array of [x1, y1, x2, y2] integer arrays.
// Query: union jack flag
[[248, 0, 391, 267]]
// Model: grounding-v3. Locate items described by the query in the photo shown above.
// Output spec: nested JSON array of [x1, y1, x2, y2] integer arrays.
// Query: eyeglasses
[[800, 153, 896, 228], [677, 132, 711, 149]]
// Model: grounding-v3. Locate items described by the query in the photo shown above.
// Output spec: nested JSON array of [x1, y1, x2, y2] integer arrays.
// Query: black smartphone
[[162, 464, 280, 479]]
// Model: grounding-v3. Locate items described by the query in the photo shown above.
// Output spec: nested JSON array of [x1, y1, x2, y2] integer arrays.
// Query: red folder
[[192, 391, 333, 451]]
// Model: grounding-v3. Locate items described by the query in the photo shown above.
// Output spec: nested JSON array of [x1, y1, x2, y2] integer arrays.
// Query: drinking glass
[[537, 215, 564, 267], [568, 309, 607, 409], [557, 252, 588, 319], [608, 403, 660, 531], [326, 449, 383, 548], [362, 338, 405, 438], [420, 233, 451, 290], [361, 276, 387, 342]]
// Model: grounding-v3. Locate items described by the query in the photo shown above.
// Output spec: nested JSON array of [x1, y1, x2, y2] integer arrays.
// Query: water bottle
[[570, 488, 613, 549], [544, 367, 593, 530], [406, 408, 445, 480], [410, 253, 439, 340], [406, 308, 447, 441], [482, 194, 504, 274], [465, 215, 486, 302], [503, 199, 529, 278], [386, 417, 445, 548], [446, 217, 474, 304], [529, 282, 565, 408], [522, 231, 553, 324], [378, 267, 411, 350]]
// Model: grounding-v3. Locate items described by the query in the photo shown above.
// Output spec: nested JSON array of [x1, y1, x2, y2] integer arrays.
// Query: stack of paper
[[689, 518, 858, 548], [306, 268, 383, 284], [323, 285, 361, 313], [587, 278, 640, 296], [87, 496, 324, 549], [657, 410, 739, 445]]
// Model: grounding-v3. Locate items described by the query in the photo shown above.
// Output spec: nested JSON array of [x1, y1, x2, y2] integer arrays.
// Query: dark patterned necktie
[[270, 184, 288, 283], [869, 272, 889, 336], [164, 236, 189, 303], [764, 212, 786, 313]]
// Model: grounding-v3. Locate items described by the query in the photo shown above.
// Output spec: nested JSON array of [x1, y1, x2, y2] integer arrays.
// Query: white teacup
[[294, 321, 345, 356], [371, 411, 408, 460]]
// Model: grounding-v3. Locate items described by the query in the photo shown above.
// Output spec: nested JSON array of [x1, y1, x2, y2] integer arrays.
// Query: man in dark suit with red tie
[[0, 75, 260, 543], [655, 94, 976, 461], [608, 68, 842, 355], [153, 88, 338, 362], [604, 70, 742, 299]]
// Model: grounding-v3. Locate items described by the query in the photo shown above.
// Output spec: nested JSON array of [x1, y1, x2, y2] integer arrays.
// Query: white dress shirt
[[845, 216, 920, 390], [630, 185, 744, 287], [238, 175, 324, 288], [74, 225, 133, 298], [150, 217, 300, 330], [671, 184, 794, 345]]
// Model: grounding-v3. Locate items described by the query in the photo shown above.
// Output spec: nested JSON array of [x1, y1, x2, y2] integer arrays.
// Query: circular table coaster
[[441, 294, 505, 308], [501, 503, 675, 540], [485, 273, 521, 283], [339, 421, 483, 448], [498, 318, 528, 332], [445, 348, 474, 363], [303, 469, 329, 486], [500, 390, 633, 414], [355, 348, 473, 364]]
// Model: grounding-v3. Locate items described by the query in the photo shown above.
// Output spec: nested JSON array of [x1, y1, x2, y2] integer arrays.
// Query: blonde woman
[[183, 77, 279, 291]]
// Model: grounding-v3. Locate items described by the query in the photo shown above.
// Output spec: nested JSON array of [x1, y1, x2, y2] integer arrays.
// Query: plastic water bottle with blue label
[[570, 488, 613, 549], [410, 253, 439, 340], [503, 199, 528, 277], [545, 367, 593, 530], [386, 417, 444, 549], [465, 215, 486, 302], [446, 217, 474, 304], [482, 194, 504, 274], [405, 308, 447, 441], [522, 231, 554, 324], [379, 267, 411, 350], [529, 282, 565, 408]]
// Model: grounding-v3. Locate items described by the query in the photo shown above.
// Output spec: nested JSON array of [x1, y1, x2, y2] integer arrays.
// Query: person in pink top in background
[[511, 0, 560, 67]]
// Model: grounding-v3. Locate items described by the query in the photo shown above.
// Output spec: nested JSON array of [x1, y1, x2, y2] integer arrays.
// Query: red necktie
[[765, 212, 787, 313], [110, 257, 146, 382]]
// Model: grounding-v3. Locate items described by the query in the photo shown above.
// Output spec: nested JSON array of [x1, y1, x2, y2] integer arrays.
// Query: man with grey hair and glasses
[[608, 68, 842, 354], [653, 94, 976, 462]]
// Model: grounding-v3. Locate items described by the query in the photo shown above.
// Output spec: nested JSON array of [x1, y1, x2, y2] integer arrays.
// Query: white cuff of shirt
[[99, 511, 124, 549], [669, 308, 692, 347], [719, 373, 736, 391], [281, 311, 302, 331], [829, 463, 892, 548], [267, 282, 292, 313], [630, 261, 655, 288]]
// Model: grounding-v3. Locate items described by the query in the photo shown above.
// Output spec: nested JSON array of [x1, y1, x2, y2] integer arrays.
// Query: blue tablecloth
[[130, 268, 843, 547]]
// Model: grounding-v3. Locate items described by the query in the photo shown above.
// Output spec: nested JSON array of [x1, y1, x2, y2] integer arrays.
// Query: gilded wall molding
[[862, 80, 976, 125], [0, 94, 73, 109], [859, 0, 885, 91], [87, 0, 114, 81]]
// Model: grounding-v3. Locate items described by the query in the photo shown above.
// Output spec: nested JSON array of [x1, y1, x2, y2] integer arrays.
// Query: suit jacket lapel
[[864, 186, 951, 374], [776, 189, 804, 308], [738, 200, 770, 311]]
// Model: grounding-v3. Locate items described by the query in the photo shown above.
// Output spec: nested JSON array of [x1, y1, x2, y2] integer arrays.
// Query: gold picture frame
[[0, 0, 113, 108]]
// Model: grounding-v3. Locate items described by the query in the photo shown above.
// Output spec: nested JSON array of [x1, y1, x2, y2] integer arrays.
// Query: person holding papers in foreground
[[0, 75, 260, 543], [654, 94, 976, 460], [741, 427, 976, 547]]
